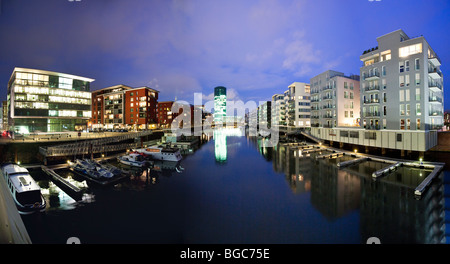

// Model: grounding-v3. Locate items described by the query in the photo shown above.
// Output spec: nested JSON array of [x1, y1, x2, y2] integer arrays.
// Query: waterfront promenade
[[0, 130, 163, 144]]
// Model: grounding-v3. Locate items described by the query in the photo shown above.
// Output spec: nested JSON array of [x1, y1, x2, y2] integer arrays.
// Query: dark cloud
[[0, 0, 449, 108]]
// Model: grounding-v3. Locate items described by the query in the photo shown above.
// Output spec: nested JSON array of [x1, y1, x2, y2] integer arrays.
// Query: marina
[[1, 128, 446, 244]]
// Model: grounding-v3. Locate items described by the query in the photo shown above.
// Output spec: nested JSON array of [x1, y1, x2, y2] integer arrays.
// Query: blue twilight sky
[[0, 0, 449, 110]]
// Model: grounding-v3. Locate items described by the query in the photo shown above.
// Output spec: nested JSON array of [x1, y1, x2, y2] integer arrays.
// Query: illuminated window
[[399, 76, 404, 87], [415, 73, 420, 85], [399, 43, 422, 57], [381, 50, 391, 61], [399, 62, 404, 73], [59, 77, 73, 89], [364, 59, 375, 66]]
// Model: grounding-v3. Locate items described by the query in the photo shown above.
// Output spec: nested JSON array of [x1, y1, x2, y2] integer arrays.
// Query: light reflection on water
[[250, 135, 445, 244], [21, 128, 446, 244]]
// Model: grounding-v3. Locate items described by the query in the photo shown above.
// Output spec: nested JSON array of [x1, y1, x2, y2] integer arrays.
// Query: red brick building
[[157, 101, 199, 128], [91, 84, 159, 130]]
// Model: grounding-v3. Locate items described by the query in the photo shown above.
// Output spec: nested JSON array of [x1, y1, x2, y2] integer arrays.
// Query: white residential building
[[310, 70, 360, 128], [310, 30, 443, 152], [359, 29, 443, 131]]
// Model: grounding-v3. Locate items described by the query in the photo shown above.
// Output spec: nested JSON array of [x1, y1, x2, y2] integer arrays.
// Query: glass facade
[[7, 68, 94, 133], [214, 86, 227, 124]]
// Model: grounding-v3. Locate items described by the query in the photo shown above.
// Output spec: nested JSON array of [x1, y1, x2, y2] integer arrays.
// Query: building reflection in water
[[214, 128, 244, 163], [252, 138, 446, 244]]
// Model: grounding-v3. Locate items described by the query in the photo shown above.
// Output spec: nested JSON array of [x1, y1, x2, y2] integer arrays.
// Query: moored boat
[[117, 153, 149, 167], [1, 163, 46, 214], [133, 145, 182, 162]]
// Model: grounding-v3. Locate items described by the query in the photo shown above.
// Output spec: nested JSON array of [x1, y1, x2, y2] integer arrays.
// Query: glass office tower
[[214, 86, 227, 124], [7, 67, 95, 133]]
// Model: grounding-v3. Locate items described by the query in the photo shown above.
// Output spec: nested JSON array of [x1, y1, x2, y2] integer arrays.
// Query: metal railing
[[39, 131, 152, 157]]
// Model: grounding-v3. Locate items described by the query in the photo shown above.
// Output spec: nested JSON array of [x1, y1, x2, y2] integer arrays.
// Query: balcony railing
[[322, 86, 333, 92], [429, 111, 443, 116], [322, 95, 333, 100], [428, 81, 442, 91], [365, 124, 381, 130], [364, 112, 380, 117], [363, 98, 380, 104], [322, 105, 334, 109], [428, 67, 443, 79], [364, 85, 380, 92], [429, 96, 442, 103], [363, 72, 380, 81], [322, 114, 333, 119]]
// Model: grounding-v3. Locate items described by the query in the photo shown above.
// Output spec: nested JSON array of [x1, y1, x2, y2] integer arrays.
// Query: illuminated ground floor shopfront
[[91, 122, 158, 131], [12, 118, 88, 133]]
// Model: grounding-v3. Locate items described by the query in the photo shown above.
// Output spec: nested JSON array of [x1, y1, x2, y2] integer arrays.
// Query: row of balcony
[[311, 86, 334, 94]]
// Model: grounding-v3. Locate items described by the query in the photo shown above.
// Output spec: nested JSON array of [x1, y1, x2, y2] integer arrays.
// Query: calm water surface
[[22, 128, 446, 244]]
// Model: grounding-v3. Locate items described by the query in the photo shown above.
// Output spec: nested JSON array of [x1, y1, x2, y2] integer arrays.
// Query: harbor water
[[20, 128, 448, 244]]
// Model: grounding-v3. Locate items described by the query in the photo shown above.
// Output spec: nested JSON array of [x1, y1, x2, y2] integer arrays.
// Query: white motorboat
[[133, 145, 182, 162], [1, 163, 46, 214], [117, 153, 148, 167]]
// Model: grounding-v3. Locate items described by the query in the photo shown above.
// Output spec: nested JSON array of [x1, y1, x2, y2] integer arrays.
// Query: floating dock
[[314, 145, 445, 197], [41, 165, 81, 193], [414, 164, 444, 196], [372, 162, 403, 178], [337, 157, 369, 168], [316, 151, 344, 159]]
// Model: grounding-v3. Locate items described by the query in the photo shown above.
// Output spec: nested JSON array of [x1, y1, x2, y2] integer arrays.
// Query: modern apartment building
[[360, 29, 443, 131], [286, 82, 311, 128], [310, 29, 443, 152], [258, 101, 271, 130], [7, 67, 94, 133], [157, 101, 200, 129], [157, 101, 178, 128], [270, 82, 311, 132], [271, 94, 285, 128], [310, 70, 360, 128], [91, 84, 159, 130]]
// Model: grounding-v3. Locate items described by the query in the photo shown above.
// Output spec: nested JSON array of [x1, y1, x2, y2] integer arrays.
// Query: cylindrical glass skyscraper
[[214, 86, 227, 124]]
